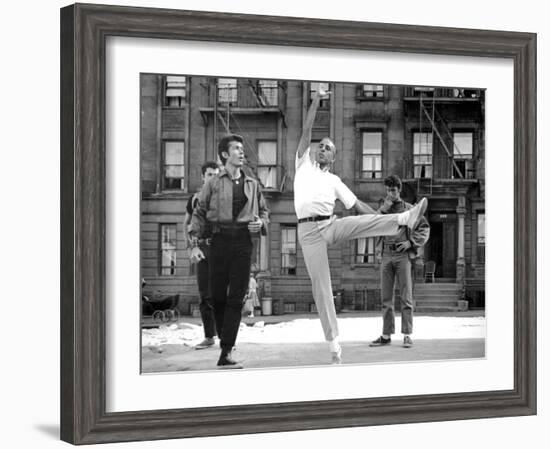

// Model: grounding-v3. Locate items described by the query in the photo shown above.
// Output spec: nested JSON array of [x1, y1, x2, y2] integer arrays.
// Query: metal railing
[[216, 81, 280, 108], [404, 87, 482, 99], [400, 155, 478, 180]]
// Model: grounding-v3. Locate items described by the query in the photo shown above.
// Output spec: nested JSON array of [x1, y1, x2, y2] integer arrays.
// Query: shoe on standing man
[[369, 175, 430, 349], [294, 86, 428, 364], [189, 134, 269, 369], [183, 161, 220, 350]]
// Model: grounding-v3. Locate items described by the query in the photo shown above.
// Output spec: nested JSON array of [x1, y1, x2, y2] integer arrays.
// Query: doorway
[[424, 215, 457, 279]]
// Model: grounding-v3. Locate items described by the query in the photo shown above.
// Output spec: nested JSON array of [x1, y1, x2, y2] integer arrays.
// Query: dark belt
[[197, 238, 212, 246], [298, 215, 331, 224], [214, 225, 250, 237], [384, 242, 406, 251]]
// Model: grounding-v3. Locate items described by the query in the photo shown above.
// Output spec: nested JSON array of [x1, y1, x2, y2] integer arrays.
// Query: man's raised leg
[[322, 197, 428, 245]]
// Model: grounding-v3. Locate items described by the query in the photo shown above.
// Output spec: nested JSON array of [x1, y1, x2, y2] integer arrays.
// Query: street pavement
[[141, 311, 485, 373]]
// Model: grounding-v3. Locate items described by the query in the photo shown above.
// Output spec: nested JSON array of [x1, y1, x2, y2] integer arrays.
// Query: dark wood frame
[[60, 3, 536, 444]]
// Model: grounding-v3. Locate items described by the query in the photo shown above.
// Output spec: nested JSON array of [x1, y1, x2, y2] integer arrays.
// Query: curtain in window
[[413, 133, 433, 178], [160, 225, 177, 275], [281, 227, 297, 273], [258, 142, 277, 188]]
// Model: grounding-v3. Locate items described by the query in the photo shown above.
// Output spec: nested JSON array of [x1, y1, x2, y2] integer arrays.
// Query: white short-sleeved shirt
[[293, 147, 357, 219]]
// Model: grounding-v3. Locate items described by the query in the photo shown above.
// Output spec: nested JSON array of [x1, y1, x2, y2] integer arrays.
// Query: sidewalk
[[141, 309, 485, 328], [141, 312, 486, 373]]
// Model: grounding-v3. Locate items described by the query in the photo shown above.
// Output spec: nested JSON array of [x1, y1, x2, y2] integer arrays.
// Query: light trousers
[[380, 252, 413, 335], [298, 214, 400, 341]]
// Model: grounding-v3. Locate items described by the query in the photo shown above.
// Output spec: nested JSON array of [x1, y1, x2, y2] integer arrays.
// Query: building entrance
[[424, 213, 457, 279]]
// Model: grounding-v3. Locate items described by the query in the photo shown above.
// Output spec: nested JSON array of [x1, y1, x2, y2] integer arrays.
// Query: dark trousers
[[209, 231, 253, 351], [197, 246, 216, 339], [380, 252, 413, 335]]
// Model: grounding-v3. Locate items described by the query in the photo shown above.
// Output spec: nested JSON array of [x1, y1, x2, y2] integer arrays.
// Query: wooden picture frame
[[60, 3, 536, 444]]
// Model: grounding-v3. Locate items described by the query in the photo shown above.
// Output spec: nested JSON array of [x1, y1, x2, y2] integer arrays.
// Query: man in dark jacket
[[370, 175, 430, 348], [189, 134, 269, 369], [183, 161, 219, 350]]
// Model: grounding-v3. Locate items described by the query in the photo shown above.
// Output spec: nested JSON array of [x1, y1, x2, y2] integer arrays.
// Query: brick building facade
[[140, 74, 485, 315]]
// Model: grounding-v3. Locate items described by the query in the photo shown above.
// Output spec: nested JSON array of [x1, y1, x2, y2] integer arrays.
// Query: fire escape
[[414, 89, 469, 196], [199, 79, 288, 193]]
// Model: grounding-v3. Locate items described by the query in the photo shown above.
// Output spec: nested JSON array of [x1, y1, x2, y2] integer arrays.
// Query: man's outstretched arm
[[296, 86, 327, 159], [354, 199, 378, 215]]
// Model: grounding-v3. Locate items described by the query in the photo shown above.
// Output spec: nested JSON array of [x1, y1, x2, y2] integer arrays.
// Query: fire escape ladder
[[420, 100, 464, 179], [211, 80, 289, 189], [247, 81, 266, 108], [432, 107, 469, 176], [216, 110, 231, 134], [215, 104, 259, 166], [417, 94, 433, 196]]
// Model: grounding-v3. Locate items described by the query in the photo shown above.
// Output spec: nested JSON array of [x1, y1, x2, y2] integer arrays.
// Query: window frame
[[354, 237, 377, 265], [280, 224, 298, 276], [452, 131, 475, 179], [477, 212, 486, 263], [361, 84, 385, 99], [256, 140, 278, 189], [217, 77, 238, 106], [360, 131, 383, 179], [257, 79, 279, 107], [413, 131, 434, 179], [163, 75, 187, 109], [309, 81, 331, 109], [162, 140, 186, 191], [159, 223, 178, 276]]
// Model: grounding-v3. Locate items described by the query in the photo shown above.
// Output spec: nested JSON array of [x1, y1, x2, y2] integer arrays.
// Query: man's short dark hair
[[217, 134, 244, 165], [383, 174, 402, 190], [201, 161, 219, 175]]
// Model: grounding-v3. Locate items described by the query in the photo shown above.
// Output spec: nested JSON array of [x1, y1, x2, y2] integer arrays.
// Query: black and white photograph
[[3, 0, 545, 447], [140, 75, 487, 372]]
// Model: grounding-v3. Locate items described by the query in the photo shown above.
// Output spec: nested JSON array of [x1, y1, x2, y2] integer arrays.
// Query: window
[[258, 80, 278, 106], [310, 82, 330, 108], [453, 132, 474, 179], [163, 141, 185, 190], [160, 224, 177, 276], [218, 78, 237, 106], [257, 141, 277, 189], [362, 84, 384, 98], [453, 88, 480, 98], [355, 238, 376, 264], [413, 86, 435, 97], [281, 225, 297, 275], [250, 235, 268, 272], [361, 132, 382, 179], [477, 213, 485, 263], [413, 132, 433, 178], [164, 76, 186, 108]]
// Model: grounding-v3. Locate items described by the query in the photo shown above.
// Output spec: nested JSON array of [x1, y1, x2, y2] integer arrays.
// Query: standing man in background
[[183, 161, 220, 350], [370, 175, 430, 348]]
